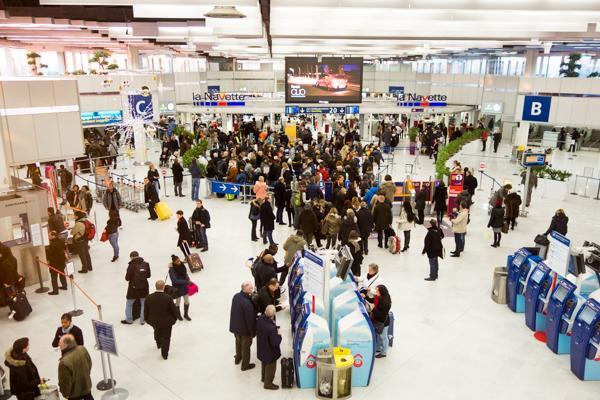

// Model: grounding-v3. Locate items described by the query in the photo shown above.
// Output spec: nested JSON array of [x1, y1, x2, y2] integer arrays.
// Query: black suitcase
[[132, 298, 141, 321], [10, 291, 32, 321], [280, 357, 295, 388], [534, 234, 549, 246]]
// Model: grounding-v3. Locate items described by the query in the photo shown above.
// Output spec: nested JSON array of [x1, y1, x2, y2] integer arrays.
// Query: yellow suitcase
[[154, 201, 172, 220]]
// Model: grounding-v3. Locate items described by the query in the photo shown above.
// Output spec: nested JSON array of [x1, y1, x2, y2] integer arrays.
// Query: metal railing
[[477, 170, 502, 194], [570, 174, 600, 200]]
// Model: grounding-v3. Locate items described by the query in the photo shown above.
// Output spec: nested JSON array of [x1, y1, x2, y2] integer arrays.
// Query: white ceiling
[[9, 0, 600, 58]]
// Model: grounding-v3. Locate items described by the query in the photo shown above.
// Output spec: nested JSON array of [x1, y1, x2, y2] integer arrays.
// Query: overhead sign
[[389, 86, 405, 97], [81, 110, 123, 126], [522, 95, 551, 122], [286, 105, 360, 115], [193, 101, 245, 107], [398, 94, 447, 107], [128, 94, 153, 121], [159, 102, 175, 114], [92, 320, 118, 356], [482, 102, 503, 114], [207, 85, 220, 93], [523, 153, 546, 167], [210, 181, 240, 195], [546, 231, 571, 277]]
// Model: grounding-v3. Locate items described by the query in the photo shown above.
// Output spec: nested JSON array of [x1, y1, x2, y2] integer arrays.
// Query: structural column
[[524, 49, 539, 77], [513, 121, 530, 148], [127, 46, 141, 71]]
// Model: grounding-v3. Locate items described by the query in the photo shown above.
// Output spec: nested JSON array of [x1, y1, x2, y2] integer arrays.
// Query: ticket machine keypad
[[560, 298, 578, 334], [536, 279, 552, 312]]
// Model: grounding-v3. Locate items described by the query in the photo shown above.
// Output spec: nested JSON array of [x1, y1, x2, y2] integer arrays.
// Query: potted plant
[[408, 127, 419, 155], [89, 50, 112, 72]]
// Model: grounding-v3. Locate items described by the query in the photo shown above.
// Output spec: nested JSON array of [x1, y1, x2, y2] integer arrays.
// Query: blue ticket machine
[[329, 277, 355, 320], [524, 263, 552, 332], [331, 289, 362, 342], [288, 256, 304, 296], [546, 279, 579, 354], [507, 249, 541, 313], [293, 304, 331, 388], [570, 299, 600, 381], [336, 304, 376, 387]]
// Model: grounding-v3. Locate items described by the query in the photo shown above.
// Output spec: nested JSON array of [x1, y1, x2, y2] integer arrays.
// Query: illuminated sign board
[[81, 110, 123, 126], [398, 93, 447, 107], [285, 105, 360, 115]]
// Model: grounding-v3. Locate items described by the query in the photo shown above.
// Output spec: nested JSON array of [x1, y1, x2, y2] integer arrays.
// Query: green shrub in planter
[[182, 139, 208, 171], [434, 129, 482, 179], [408, 127, 419, 142], [173, 125, 195, 143], [536, 165, 572, 181]]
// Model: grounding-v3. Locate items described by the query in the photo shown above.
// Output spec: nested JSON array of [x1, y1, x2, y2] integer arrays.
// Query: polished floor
[[2, 139, 600, 400]]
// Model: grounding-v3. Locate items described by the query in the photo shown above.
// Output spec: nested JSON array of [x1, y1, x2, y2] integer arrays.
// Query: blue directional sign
[[92, 320, 118, 356], [211, 181, 240, 195], [287, 105, 359, 115], [522, 95, 551, 122]]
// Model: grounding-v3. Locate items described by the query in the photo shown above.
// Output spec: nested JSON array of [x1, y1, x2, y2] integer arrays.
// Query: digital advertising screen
[[285, 57, 363, 104]]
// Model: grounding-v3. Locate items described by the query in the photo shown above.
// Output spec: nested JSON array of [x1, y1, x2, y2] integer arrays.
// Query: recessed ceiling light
[[204, 6, 246, 19]]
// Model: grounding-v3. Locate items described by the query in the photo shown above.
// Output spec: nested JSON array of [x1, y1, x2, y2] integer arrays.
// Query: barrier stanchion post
[[34, 258, 49, 294], [478, 171, 484, 191], [570, 175, 579, 195], [595, 179, 600, 200], [67, 263, 84, 317], [96, 305, 116, 392]]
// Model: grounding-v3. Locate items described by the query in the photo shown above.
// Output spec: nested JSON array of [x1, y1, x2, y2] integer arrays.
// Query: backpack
[[132, 261, 150, 289], [82, 220, 96, 241]]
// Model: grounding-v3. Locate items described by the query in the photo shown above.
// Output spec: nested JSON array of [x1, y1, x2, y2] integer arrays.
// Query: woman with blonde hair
[[322, 207, 342, 249]]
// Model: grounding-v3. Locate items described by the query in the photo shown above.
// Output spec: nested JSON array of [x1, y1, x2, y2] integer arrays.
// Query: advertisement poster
[[449, 173, 464, 195], [285, 57, 363, 104]]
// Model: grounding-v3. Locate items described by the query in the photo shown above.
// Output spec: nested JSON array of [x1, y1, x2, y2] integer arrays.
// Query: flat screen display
[[285, 57, 363, 104], [531, 269, 545, 283], [335, 245, 354, 281], [552, 285, 569, 302], [513, 253, 525, 267], [579, 306, 597, 325]]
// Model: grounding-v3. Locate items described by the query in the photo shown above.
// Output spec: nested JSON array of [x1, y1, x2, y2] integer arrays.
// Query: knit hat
[[171, 254, 179, 262]]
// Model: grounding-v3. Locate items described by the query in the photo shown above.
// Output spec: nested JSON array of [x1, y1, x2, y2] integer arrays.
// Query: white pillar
[[127, 46, 141, 71], [514, 122, 530, 148], [524, 49, 538, 77], [0, 122, 11, 191], [359, 114, 366, 140], [133, 120, 148, 165]]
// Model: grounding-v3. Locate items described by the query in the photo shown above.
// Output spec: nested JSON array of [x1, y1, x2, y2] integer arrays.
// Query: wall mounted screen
[[285, 57, 363, 104]]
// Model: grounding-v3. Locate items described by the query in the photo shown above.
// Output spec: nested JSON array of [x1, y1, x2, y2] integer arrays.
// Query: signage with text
[[522, 95, 551, 122], [128, 94, 153, 121], [389, 86, 405, 97], [81, 110, 122, 126], [285, 105, 360, 115], [92, 320, 118, 356], [398, 93, 447, 107], [523, 153, 546, 167]]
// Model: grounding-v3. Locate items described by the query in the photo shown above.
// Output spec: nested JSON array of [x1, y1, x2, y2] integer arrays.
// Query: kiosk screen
[[513, 253, 525, 267], [552, 285, 569, 302], [579, 306, 596, 325], [531, 269, 545, 283]]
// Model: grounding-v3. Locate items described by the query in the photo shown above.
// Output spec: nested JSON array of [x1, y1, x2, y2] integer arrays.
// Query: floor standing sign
[[92, 320, 129, 399], [448, 172, 464, 212], [546, 231, 571, 278]]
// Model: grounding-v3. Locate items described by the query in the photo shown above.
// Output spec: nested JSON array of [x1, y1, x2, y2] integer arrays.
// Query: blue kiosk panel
[[337, 303, 376, 387], [507, 249, 541, 313], [524, 263, 552, 332], [546, 280, 579, 354], [570, 299, 600, 381]]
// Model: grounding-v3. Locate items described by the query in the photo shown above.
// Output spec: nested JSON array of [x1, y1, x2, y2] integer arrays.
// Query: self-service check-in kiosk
[[336, 304, 376, 387], [524, 262, 553, 332], [570, 299, 600, 381], [507, 248, 542, 313], [331, 289, 362, 342], [546, 279, 581, 354], [294, 304, 331, 388]]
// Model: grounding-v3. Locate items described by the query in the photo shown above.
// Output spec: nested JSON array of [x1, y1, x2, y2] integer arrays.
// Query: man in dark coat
[[356, 202, 373, 255], [144, 177, 160, 220], [175, 210, 193, 256], [256, 305, 282, 390], [463, 169, 478, 196], [171, 158, 184, 197], [190, 200, 211, 251], [297, 204, 318, 245], [144, 280, 178, 360], [257, 279, 283, 314], [273, 178, 286, 225], [372, 195, 393, 248], [422, 219, 444, 281], [545, 209, 569, 236], [102, 181, 122, 215], [254, 254, 278, 290], [121, 251, 151, 325], [260, 197, 277, 246], [414, 190, 427, 225], [229, 281, 257, 371]]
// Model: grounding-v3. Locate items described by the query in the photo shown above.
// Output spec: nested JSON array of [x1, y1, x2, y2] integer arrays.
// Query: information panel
[[546, 231, 571, 277], [303, 250, 325, 300], [81, 110, 123, 126], [92, 320, 118, 356]]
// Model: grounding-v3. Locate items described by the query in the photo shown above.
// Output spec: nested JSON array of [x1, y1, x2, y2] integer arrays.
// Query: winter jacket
[[58, 346, 93, 400], [488, 206, 505, 228], [380, 181, 396, 203], [298, 208, 318, 235], [373, 202, 393, 231], [322, 214, 341, 235], [273, 181, 286, 208], [504, 193, 522, 219], [397, 208, 415, 232], [432, 186, 448, 212], [102, 189, 122, 210], [546, 214, 569, 236], [452, 209, 469, 234], [168, 263, 190, 298], [48, 212, 66, 233], [414, 191, 427, 211], [229, 291, 257, 337], [463, 175, 478, 195], [52, 325, 84, 348], [257, 286, 282, 314], [422, 226, 443, 258], [172, 162, 184, 182], [47, 237, 67, 269], [256, 314, 282, 364], [339, 216, 358, 246], [4, 349, 40, 400], [356, 207, 374, 237], [259, 202, 276, 231], [254, 259, 278, 290], [283, 235, 307, 265], [176, 217, 193, 247], [366, 295, 391, 326], [125, 257, 151, 300], [253, 181, 268, 200], [191, 207, 211, 229]]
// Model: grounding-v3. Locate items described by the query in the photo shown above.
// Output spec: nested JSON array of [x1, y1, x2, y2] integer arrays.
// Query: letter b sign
[[522, 95, 551, 122]]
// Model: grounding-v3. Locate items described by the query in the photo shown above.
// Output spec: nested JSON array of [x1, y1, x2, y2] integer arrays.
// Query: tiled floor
[[2, 139, 600, 399]]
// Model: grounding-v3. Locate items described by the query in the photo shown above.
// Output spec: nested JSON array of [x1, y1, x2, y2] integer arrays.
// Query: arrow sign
[[211, 181, 241, 195]]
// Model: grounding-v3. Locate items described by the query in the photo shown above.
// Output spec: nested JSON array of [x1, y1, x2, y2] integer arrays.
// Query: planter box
[[409, 142, 416, 155], [539, 178, 568, 201]]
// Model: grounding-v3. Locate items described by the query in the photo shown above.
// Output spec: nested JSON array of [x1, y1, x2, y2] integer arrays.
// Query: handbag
[[501, 222, 509, 234], [187, 282, 199, 296], [163, 272, 179, 299], [100, 230, 108, 242]]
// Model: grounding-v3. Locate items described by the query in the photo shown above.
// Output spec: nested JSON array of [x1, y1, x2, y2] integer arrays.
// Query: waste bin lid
[[334, 354, 354, 368], [333, 347, 351, 357]]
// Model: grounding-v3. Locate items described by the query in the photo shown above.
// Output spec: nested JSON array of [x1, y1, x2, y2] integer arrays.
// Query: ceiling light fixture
[[204, 6, 246, 19]]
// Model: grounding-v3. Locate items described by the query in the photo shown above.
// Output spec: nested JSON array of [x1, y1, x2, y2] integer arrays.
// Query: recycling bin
[[491, 266, 508, 304], [316, 347, 354, 400]]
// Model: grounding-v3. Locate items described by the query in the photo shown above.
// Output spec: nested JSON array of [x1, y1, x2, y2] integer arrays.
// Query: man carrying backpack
[[70, 211, 94, 273], [121, 251, 151, 325]]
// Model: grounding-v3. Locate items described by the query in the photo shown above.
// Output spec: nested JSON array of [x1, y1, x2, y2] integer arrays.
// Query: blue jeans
[[376, 326, 389, 356], [428, 257, 439, 279], [108, 232, 119, 257], [125, 298, 145, 324], [263, 230, 275, 245], [191, 178, 200, 200], [195, 226, 208, 248], [454, 232, 465, 254]]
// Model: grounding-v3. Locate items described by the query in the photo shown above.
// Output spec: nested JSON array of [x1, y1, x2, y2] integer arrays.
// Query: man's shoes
[[375, 353, 387, 359], [201, 248, 208, 252], [234, 356, 241, 365], [401, 248, 408, 253], [450, 254, 460, 258], [251, 238, 258, 242], [156, 343, 161, 349], [147, 217, 153, 220], [59, 286, 68, 291], [241, 363, 256, 371], [120, 320, 132, 325], [162, 354, 168, 360], [424, 277, 437, 281], [377, 244, 383, 248], [78, 270, 88, 274], [48, 291, 59, 295], [490, 244, 498, 248], [111, 256, 118, 262], [264, 384, 279, 390]]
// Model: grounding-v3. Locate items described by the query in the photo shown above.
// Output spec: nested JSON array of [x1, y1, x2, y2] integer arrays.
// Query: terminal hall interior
[[0, 1, 600, 400]]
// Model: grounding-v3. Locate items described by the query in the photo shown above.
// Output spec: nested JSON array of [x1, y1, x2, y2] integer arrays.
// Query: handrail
[[478, 170, 502, 194]]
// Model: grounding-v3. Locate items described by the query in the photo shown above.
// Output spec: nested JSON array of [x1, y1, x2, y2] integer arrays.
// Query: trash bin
[[491, 266, 508, 304], [316, 347, 353, 400]]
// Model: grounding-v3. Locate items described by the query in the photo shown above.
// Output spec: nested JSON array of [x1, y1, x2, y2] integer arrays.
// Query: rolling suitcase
[[387, 311, 395, 347], [154, 201, 172, 220], [387, 236, 401, 254], [9, 291, 32, 321], [181, 241, 203, 272], [280, 357, 295, 388]]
